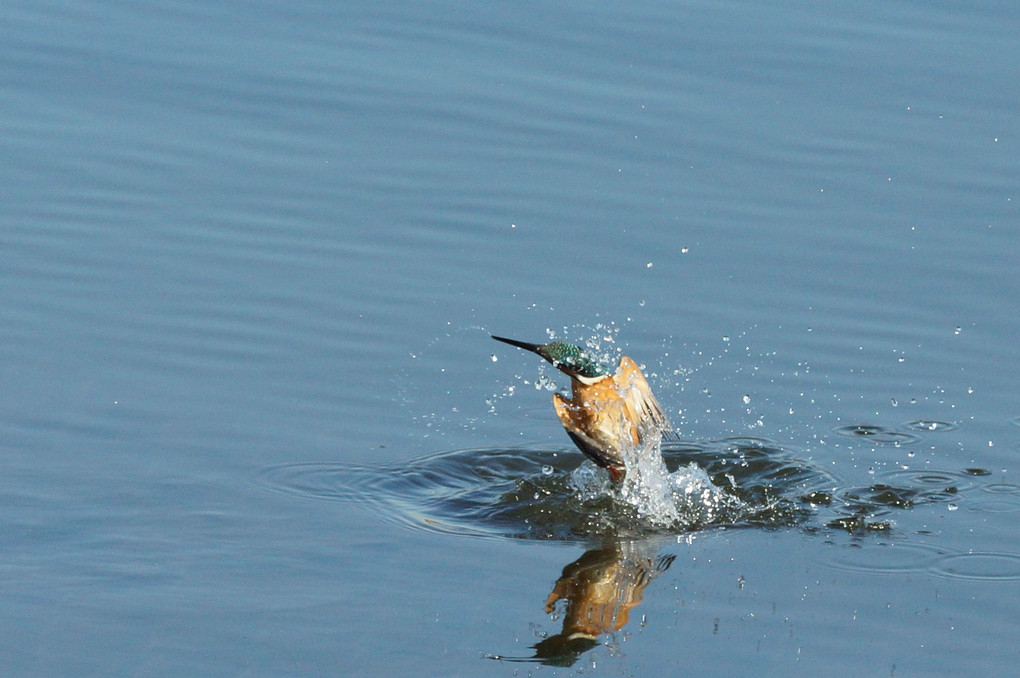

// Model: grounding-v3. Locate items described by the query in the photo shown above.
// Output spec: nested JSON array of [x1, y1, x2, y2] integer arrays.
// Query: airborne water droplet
[[535, 374, 557, 391]]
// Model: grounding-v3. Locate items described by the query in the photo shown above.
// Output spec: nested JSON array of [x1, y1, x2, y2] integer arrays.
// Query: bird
[[491, 335, 672, 482]]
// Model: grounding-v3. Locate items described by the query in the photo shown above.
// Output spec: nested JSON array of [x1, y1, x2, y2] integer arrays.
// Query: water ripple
[[825, 541, 949, 575], [901, 419, 959, 433], [256, 441, 837, 541], [256, 437, 1006, 546], [968, 483, 1020, 513], [832, 424, 923, 446], [930, 552, 1020, 581]]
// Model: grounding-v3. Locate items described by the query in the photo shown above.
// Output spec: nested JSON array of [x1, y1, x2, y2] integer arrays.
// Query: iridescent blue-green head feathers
[[491, 335, 609, 381]]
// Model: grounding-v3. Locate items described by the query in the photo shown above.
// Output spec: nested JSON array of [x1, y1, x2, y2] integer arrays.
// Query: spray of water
[[569, 426, 743, 530]]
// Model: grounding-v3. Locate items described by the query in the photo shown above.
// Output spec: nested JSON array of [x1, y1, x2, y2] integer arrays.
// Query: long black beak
[[491, 335, 546, 358]]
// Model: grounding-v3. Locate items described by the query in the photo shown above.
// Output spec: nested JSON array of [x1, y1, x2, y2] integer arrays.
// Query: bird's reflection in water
[[495, 540, 675, 667]]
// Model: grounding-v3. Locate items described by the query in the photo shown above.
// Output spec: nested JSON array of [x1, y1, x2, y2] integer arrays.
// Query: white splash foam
[[618, 432, 683, 526], [568, 430, 743, 530]]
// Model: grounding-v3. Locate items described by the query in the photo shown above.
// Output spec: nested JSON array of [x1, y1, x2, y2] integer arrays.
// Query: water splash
[[569, 429, 745, 531], [252, 438, 836, 541]]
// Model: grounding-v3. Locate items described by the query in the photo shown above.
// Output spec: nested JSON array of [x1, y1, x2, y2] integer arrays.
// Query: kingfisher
[[491, 335, 672, 483]]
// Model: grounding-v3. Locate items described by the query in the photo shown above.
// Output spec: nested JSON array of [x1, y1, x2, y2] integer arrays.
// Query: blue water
[[3, 0, 1018, 675]]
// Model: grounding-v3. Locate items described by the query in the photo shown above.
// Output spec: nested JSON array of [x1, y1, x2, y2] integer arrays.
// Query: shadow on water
[[256, 422, 1019, 666]]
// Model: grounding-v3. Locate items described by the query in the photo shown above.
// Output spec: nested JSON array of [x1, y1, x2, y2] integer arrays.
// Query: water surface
[[2, 0, 1018, 675]]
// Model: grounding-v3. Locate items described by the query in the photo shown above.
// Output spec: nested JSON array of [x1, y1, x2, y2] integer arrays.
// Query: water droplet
[[490, 354, 498, 362], [742, 394, 751, 405], [722, 336, 730, 342], [891, 398, 898, 406], [646, 262, 654, 268], [947, 503, 958, 511], [897, 357, 905, 363], [535, 374, 557, 391], [681, 247, 689, 254]]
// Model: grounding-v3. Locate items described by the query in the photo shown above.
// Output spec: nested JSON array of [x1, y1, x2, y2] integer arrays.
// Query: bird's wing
[[617, 357, 674, 439]]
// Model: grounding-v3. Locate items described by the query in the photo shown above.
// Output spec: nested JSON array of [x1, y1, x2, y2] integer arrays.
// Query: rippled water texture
[[258, 440, 818, 539], [257, 431, 985, 539], [5, 0, 1018, 674], [260, 416, 1020, 584]]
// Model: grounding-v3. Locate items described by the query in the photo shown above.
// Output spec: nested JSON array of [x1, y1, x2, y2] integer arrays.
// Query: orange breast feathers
[[552, 356, 670, 451]]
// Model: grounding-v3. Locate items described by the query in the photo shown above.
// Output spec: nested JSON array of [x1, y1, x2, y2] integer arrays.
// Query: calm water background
[[3, 0, 1018, 675]]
